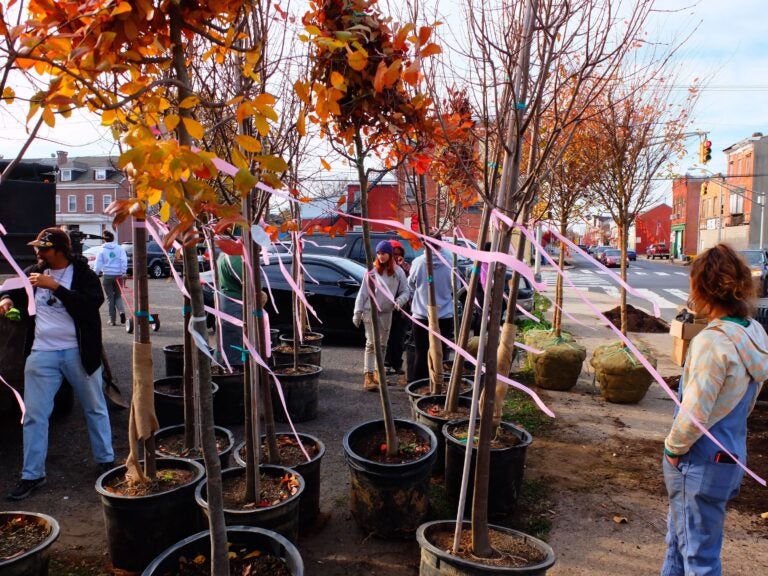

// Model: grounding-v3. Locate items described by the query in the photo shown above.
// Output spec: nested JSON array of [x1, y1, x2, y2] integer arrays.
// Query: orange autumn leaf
[[402, 58, 420, 86], [418, 26, 432, 46], [347, 48, 367, 71], [320, 158, 331, 171], [373, 60, 387, 93]]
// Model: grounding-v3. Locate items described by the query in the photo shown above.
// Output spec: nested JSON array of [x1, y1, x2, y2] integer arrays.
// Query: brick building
[[634, 203, 672, 254], [671, 176, 704, 259]]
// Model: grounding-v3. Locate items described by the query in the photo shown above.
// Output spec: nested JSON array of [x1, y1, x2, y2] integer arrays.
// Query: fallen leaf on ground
[[613, 515, 628, 524]]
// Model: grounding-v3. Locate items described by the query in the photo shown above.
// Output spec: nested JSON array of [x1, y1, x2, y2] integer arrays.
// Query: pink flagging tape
[[146, 218, 189, 299], [196, 154, 764, 482], [0, 226, 36, 316], [0, 372, 25, 423], [240, 333, 310, 461]]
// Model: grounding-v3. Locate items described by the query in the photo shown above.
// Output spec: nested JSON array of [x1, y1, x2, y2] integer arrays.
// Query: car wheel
[[149, 262, 164, 278]]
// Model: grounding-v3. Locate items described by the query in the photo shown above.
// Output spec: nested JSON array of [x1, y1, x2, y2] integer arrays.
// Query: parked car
[[171, 243, 210, 275], [738, 249, 768, 297], [301, 230, 461, 276], [602, 249, 628, 268], [82, 245, 102, 272], [626, 249, 637, 261], [646, 243, 670, 259], [201, 251, 534, 336], [591, 246, 611, 262], [121, 241, 173, 278]]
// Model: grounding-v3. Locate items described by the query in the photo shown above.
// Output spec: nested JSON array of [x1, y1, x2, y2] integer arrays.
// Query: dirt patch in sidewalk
[[602, 304, 670, 333]]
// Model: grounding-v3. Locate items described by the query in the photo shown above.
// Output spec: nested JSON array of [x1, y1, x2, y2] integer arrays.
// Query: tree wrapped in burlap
[[524, 329, 585, 391], [590, 342, 657, 404]]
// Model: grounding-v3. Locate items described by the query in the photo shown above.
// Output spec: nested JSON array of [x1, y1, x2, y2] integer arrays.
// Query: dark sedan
[[202, 253, 367, 336]]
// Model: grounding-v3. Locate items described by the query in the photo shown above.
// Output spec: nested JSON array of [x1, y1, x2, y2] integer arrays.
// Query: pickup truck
[[646, 243, 670, 260]]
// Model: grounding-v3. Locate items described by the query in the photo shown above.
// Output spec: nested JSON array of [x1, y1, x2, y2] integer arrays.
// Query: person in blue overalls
[[662, 243, 768, 576]]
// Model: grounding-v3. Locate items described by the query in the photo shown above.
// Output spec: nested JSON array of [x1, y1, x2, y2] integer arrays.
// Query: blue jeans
[[661, 454, 743, 576], [22, 348, 114, 480]]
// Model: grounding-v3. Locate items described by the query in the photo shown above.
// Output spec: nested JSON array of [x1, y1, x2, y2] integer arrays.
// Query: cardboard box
[[669, 319, 706, 340], [671, 336, 690, 367]]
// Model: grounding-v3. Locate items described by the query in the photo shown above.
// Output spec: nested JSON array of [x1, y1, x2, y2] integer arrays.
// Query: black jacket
[[1, 257, 104, 375]]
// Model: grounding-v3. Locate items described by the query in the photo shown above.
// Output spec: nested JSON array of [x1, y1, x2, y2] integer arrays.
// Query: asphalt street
[[540, 253, 690, 322]]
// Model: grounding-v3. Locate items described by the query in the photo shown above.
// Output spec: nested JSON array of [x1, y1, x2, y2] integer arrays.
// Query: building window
[[68, 195, 76, 212], [85, 195, 94, 212], [60, 169, 72, 182], [103, 194, 112, 211], [94, 168, 107, 181], [55, 195, 60, 213], [729, 189, 744, 215], [404, 180, 416, 199]]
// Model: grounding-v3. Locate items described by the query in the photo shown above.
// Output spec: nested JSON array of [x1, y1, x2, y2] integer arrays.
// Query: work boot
[[363, 372, 378, 392], [372, 370, 380, 385]]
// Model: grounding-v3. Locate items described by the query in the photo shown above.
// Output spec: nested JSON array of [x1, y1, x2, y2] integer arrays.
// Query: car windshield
[[740, 251, 764, 266], [605, 250, 621, 256]]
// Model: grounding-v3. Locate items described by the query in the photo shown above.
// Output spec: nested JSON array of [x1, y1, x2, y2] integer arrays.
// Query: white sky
[[1, 0, 765, 188]]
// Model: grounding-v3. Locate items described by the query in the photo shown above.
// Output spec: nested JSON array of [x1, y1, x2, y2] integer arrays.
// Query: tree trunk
[[354, 134, 397, 456], [169, 10, 227, 575]]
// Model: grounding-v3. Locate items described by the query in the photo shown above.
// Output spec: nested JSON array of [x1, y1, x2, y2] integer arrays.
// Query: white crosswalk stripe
[[635, 288, 683, 310]]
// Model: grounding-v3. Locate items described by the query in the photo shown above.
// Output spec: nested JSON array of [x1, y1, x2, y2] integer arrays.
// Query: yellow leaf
[[257, 155, 288, 173], [164, 114, 180, 132], [296, 111, 306, 137], [304, 25, 321, 36], [159, 201, 170, 222], [181, 117, 204, 140], [147, 188, 162, 205], [101, 109, 116, 126], [111, 2, 133, 16], [330, 71, 346, 91], [294, 80, 310, 104], [179, 96, 200, 109], [2, 86, 15, 104], [235, 134, 262, 153], [320, 158, 331, 171], [42, 107, 55, 128], [234, 168, 257, 193], [347, 49, 367, 72], [254, 93, 276, 110], [254, 114, 270, 137]]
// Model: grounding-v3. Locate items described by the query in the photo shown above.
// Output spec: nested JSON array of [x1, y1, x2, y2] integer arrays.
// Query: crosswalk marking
[[636, 288, 681, 310], [665, 288, 689, 301]]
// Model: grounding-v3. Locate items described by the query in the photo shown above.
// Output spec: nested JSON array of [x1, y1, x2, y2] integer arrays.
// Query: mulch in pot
[[171, 546, 293, 576], [156, 430, 230, 459], [101, 469, 196, 497], [602, 304, 669, 333], [0, 515, 48, 561], [239, 435, 320, 468], [272, 365, 317, 376], [447, 422, 523, 449], [356, 428, 431, 464], [222, 472, 301, 510], [274, 344, 316, 354], [431, 526, 547, 567], [419, 398, 472, 420]]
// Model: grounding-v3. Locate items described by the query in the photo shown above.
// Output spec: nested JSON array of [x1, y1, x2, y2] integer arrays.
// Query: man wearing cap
[[0, 227, 114, 500]]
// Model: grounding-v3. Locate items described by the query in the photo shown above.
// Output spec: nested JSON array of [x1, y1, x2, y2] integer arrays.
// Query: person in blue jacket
[[661, 243, 768, 575]]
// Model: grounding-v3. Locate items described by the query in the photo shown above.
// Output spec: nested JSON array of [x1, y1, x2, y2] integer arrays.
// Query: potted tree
[[298, 0, 442, 537]]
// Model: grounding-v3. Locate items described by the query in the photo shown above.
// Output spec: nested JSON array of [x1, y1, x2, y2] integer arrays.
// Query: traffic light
[[701, 182, 708, 195], [410, 213, 419, 231], [699, 139, 712, 164]]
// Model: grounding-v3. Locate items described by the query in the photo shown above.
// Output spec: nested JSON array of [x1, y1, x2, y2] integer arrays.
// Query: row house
[[634, 203, 672, 255], [672, 132, 768, 256], [48, 151, 132, 245]]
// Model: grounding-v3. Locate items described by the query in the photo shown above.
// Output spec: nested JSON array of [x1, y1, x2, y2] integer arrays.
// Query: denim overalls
[[661, 333, 758, 576]]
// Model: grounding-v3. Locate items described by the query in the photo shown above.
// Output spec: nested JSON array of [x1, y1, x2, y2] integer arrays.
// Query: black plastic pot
[[95, 458, 206, 573], [416, 520, 555, 575], [271, 344, 322, 368], [271, 364, 322, 423], [405, 376, 473, 418], [154, 424, 234, 470], [141, 525, 304, 576], [279, 331, 324, 347], [443, 420, 532, 517], [414, 395, 473, 476], [162, 344, 184, 377], [0, 511, 60, 576], [195, 465, 304, 544], [211, 369, 245, 426], [342, 419, 436, 538], [234, 432, 326, 528], [162, 344, 215, 378], [153, 376, 218, 428]]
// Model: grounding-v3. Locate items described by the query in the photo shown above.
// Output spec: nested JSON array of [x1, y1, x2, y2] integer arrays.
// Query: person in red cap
[[0, 227, 113, 501], [385, 239, 411, 377]]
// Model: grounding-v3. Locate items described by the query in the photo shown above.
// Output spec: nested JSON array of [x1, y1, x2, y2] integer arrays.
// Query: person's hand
[[665, 454, 679, 467], [29, 273, 58, 290], [352, 311, 362, 328], [0, 298, 14, 315]]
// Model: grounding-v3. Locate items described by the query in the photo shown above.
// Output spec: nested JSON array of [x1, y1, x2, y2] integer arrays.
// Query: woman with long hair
[[353, 240, 410, 391], [662, 243, 768, 575]]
